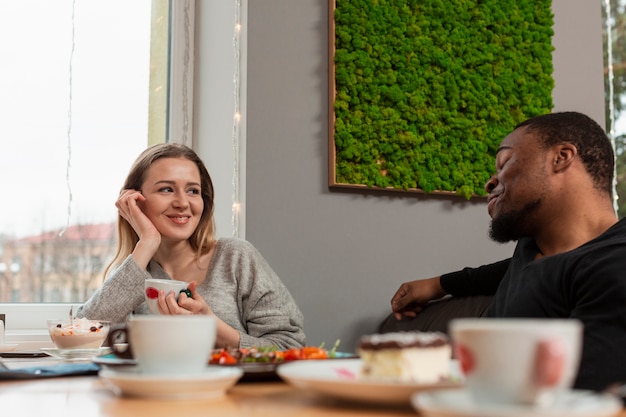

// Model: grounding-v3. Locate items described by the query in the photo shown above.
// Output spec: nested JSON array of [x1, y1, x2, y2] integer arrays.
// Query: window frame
[[0, 0, 197, 343]]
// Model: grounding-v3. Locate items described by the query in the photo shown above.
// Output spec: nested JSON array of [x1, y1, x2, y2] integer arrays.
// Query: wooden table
[[0, 356, 415, 416], [0, 377, 418, 417], [1, 356, 624, 417]]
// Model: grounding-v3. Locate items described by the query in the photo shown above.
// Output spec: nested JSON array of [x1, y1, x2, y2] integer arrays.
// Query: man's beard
[[489, 198, 542, 243]]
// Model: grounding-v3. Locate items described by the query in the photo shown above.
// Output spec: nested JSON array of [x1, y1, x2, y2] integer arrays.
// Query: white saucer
[[412, 388, 623, 417], [99, 365, 244, 400], [41, 347, 111, 361], [0, 344, 18, 353]]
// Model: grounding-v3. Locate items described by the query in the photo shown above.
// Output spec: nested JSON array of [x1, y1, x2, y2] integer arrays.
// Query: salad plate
[[412, 388, 622, 417], [41, 347, 111, 361], [99, 365, 243, 400], [225, 351, 357, 380], [277, 358, 463, 405]]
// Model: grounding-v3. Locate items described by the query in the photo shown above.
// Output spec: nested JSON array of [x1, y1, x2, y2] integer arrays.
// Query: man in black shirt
[[390, 111, 626, 391]]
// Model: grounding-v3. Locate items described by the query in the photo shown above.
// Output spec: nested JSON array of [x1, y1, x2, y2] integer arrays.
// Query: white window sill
[[1, 303, 74, 349], [4, 331, 54, 350]]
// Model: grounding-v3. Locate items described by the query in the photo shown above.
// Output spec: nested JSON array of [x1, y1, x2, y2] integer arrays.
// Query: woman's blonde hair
[[103, 143, 216, 278]]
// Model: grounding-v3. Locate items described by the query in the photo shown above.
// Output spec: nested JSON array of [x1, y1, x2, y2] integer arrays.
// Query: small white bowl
[[47, 318, 110, 350]]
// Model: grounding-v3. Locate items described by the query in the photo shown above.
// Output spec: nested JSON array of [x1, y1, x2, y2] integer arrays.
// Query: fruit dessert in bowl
[[47, 318, 110, 350]]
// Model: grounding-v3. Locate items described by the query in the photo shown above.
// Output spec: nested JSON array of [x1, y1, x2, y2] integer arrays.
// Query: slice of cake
[[357, 331, 451, 383]]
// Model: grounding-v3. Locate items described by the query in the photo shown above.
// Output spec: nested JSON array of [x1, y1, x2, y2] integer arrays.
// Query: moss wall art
[[329, 0, 554, 199]]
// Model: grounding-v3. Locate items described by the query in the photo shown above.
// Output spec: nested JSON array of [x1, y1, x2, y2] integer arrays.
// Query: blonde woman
[[78, 143, 305, 349]]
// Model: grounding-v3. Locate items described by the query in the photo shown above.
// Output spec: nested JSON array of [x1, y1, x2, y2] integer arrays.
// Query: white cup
[[108, 315, 216, 375], [144, 278, 189, 315], [450, 318, 582, 408]]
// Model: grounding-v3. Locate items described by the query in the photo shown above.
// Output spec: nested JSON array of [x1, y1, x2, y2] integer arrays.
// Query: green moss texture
[[332, 0, 554, 199]]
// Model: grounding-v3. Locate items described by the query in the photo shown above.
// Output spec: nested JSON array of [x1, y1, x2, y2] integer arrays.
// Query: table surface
[[0, 355, 417, 417], [1, 356, 624, 417]]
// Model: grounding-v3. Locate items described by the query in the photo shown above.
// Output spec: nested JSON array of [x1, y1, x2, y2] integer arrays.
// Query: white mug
[[144, 278, 189, 315], [108, 315, 217, 375], [450, 318, 582, 408]]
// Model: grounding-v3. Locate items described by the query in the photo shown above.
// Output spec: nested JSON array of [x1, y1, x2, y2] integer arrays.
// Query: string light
[[231, 0, 242, 237], [60, 0, 77, 237], [181, 0, 191, 145]]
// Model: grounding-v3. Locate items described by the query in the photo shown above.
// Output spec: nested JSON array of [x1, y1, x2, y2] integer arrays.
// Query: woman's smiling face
[[138, 157, 204, 243]]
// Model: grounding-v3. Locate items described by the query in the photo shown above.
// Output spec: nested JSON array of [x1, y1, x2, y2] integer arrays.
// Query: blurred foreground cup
[[449, 318, 582, 408], [107, 315, 216, 375]]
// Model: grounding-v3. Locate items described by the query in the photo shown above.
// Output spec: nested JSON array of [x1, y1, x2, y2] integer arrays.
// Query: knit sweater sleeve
[[440, 258, 511, 296], [204, 239, 306, 350], [76, 255, 150, 323]]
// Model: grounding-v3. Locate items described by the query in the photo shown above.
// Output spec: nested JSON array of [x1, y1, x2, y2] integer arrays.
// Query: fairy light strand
[[181, 0, 191, 145], [60, 0, 77, 237], [231, 0, 242, 237]]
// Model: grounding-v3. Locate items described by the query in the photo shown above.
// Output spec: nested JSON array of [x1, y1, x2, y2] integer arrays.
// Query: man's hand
[[390, 276, 446, 320]]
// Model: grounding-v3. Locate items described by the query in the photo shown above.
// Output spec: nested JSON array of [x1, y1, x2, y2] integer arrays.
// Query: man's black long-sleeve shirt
[[440, 218, 626, 391]]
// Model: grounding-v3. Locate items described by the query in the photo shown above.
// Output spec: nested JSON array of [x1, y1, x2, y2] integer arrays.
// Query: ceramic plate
[[99, 365, 243, 400], [412, 388, 622, 417], [0, 344, 18, 353], [41, 347, 111, 361], [276, 358, 463, 405]]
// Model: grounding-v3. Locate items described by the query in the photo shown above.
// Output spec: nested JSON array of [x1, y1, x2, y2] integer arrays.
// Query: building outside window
[[0, 0, 170, 304]]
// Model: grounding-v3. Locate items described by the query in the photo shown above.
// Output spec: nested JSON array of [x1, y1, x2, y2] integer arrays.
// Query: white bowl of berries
[[47, 318, 110, 350]]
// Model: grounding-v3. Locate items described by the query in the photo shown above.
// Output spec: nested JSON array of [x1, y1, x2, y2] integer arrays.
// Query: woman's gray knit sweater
[[77, 238, 306, 349]]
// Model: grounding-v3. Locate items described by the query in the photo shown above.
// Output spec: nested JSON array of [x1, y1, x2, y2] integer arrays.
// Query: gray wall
[[213, 0, 605, 351]]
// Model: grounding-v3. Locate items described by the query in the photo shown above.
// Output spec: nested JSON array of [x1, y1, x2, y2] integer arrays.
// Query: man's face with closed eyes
[[484, 127, 550, 243]]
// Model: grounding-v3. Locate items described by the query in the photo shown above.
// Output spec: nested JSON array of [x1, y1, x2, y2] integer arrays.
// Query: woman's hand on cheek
[[115, 189, 161, 243]]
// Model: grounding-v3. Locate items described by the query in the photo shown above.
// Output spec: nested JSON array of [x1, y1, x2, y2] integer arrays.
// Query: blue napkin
[[0, 362, 100, 379]]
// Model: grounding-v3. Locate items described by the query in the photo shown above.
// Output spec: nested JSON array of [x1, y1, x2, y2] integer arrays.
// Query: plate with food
[[277, 358, 462, 405], [277, 331, 464, 405], [210, 341, 356, 381]]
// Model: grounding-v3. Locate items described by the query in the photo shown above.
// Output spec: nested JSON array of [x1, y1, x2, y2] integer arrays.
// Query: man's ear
[[552, 143, 577, 172]]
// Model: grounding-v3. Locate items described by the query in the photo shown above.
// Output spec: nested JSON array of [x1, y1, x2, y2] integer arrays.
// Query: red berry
[[146, 287, 159, 299]]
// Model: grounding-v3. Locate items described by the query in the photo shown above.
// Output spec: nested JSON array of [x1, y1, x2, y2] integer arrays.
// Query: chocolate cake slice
[[357, 331, 451, 383]]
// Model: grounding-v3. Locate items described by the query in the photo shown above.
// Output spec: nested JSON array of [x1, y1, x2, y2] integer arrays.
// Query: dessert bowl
[[47, 318, 110, 350]]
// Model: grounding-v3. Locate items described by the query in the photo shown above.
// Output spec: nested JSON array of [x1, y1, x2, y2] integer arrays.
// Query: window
[[604, 0, 626, 217], [0, 1, 244, 342], [0, 0, 170, 304]]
